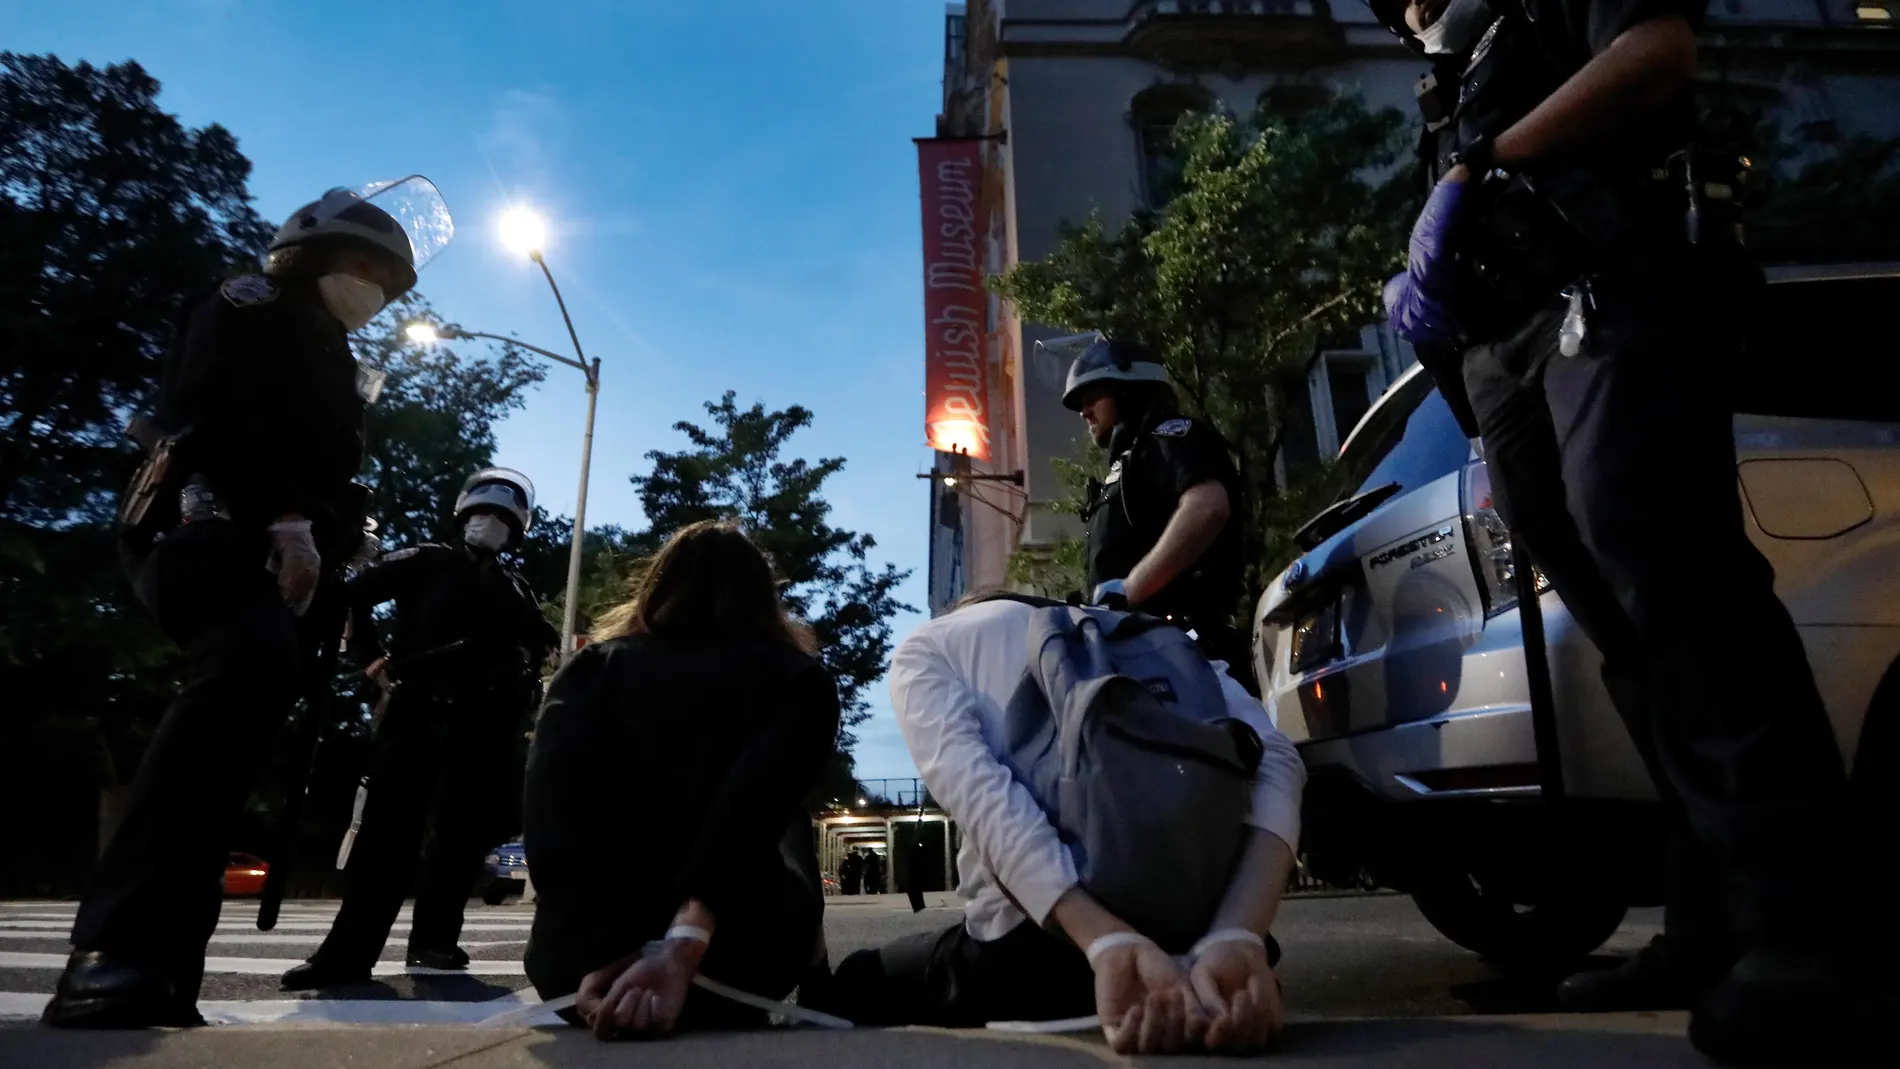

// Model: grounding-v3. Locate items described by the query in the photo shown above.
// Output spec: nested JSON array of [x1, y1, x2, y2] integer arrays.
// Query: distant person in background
[[865, 851, 886, 895], [522, 521, 840, 1038], [840, 850, 864, 896]]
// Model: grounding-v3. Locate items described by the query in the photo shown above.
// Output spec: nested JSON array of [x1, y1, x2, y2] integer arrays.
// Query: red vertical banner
[[917, 138, 991, 461]]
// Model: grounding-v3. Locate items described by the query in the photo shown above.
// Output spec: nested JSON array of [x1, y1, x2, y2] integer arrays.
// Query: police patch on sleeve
[[1154, 418, 1193, 438], [220, 275, 279, 307]]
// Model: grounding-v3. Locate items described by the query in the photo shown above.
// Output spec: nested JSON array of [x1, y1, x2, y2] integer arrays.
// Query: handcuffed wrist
[[1084, 930, 1153, 967], [665, 924, 712, 945], [1191, 928, 1266, 958]]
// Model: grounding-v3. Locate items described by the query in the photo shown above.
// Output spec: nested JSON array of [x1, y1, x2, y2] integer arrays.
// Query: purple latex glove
[[1384, 174, 1471, 347]]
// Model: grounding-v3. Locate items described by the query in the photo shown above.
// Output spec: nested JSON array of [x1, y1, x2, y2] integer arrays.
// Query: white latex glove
[[267, 518, 321, 616]]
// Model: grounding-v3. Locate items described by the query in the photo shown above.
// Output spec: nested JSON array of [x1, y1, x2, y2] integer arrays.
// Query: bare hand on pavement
[[1094, 939, 1207, 1054], [1191, 940, 1283, 1053], [577, 938, 704, 1040]]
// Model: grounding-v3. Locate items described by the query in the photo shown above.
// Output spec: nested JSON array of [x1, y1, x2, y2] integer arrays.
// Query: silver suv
[[1252, 265, 1900, 970]]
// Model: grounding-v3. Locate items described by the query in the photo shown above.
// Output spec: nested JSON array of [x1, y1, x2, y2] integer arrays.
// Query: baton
[[257, 586, 350, 930], [326, 639, 474, 873], [334, 776, 369, 870]]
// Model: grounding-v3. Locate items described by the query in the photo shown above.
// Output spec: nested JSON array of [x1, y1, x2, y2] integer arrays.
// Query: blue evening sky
[[4, 0, 948, 782]]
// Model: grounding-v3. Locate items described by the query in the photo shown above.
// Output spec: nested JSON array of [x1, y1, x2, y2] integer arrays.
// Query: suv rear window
[[1730, 275, 1899, 422], [1331, 371, 1470, 505]]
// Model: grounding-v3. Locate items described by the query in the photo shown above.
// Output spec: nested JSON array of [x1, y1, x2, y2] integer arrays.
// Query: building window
[[1131, 84, 1217, 208], [1257, 83, 1332, 122], [945, 13, 967, 73], [1307, 348, 1390, 460]]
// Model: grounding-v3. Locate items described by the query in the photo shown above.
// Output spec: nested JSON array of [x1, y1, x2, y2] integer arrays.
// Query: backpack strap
[[964, 590, 1068, 611]]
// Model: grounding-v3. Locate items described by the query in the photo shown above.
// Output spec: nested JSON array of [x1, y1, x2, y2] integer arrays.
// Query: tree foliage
[[993, 93, 1414, 610], [353, 297, 548, 551], [1, 53, 274, 742], [1, 54, 273, 525], [621, 393, 914, 750]]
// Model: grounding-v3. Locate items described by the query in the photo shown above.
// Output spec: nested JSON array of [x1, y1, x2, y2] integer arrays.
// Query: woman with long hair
[[522, 520, 840, 1037]]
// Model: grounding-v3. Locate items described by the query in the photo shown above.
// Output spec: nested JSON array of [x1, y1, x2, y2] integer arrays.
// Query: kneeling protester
[[812, 595, 1304, 1055]]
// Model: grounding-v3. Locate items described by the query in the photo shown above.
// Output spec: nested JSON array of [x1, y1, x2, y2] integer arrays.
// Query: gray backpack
[[1000, 603, 1264, 953]]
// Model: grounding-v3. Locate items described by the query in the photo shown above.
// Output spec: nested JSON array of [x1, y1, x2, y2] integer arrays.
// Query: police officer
[[44, 186, 431, 1029], [1372, 0, 1872, 1057], [1066, 338, 1251, 692], [282, 468, 558, 989]]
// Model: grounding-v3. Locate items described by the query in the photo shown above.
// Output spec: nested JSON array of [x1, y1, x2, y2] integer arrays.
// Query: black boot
[[280, 959, 373, 991], [1558, 935, 1726, 1012], [1689, 950, 1891, 1065], [41, 950, 204, 1029], [406, 945, 470, 970]]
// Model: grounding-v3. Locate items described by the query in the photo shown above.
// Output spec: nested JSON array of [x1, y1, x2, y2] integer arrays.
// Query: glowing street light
[[460, 203, 600, 664], [403, 322, 440, 346], [498, 206, 548, 258]]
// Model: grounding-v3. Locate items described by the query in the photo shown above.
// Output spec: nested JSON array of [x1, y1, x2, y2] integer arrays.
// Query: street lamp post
[[501, 208, 598, 665], [405, 205, 598, 664]]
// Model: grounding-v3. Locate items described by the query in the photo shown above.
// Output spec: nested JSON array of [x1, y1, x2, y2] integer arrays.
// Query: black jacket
[[157, 275, 365, 542], [1083, 408, 1244, 624], [348, 542, 558, 693], [523, 633, 840, 997]]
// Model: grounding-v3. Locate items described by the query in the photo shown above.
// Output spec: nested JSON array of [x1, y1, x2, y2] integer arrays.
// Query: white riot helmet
[[454, 467, 535, 544], [1061, 338, 1173, 410], [266, 176, 455, 299]]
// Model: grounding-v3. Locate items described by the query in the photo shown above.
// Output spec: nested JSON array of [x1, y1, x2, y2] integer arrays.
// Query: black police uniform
[[62, 275, 366, 1015], [304, 540, 558, 974], [1413, 0, 1849, 966], [1082, 407, 1251, 689]]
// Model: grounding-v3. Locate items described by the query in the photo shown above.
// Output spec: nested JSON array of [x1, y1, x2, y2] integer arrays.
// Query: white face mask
[[463, 514, 510, 552], [1415, 0, 1494, 55], [317, 273, 387, 332]]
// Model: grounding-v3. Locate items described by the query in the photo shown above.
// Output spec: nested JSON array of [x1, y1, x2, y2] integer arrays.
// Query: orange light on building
[[928, 419, 990, 457]]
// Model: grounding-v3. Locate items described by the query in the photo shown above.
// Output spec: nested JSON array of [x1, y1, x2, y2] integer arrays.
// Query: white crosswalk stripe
[[0, 899, 550, 1025]]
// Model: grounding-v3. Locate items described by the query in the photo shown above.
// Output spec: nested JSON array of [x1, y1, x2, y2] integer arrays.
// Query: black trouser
[[524, 847, 824, 1031], [72, 521, 307, 1005], [821, 919, 1285, 1027], [1460, 256, 1850, 962], [821, 921, 1097, 1027], [308, 686, 521, 972]]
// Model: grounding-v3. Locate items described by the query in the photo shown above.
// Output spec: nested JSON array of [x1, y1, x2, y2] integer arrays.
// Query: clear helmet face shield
[[341, 175, 453, 403], [355, 175, 455, 272], [354, 361, 389, 405]]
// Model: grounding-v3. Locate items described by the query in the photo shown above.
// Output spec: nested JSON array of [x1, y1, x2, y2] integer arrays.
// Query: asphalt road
[[0, 890, 1663, 1020], [0, 892, 1694, 1068]]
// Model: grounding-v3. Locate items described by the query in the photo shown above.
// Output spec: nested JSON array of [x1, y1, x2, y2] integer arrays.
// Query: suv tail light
[[1460, 458, 1549, 616]]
